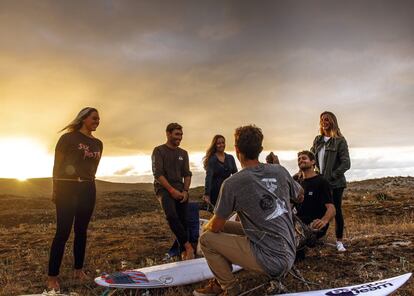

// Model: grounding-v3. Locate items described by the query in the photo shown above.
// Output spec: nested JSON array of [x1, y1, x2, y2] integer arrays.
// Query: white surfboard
[[20, 291, 76, 296], [275, 273, 412, 296], [95, 257, 242, 289]]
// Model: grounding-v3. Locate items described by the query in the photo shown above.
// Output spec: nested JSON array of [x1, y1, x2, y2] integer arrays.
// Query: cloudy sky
[[0, 0, 413, 184]]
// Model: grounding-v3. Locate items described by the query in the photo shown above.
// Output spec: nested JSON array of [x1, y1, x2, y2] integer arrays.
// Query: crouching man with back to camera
[[193, 125, 303, 296]]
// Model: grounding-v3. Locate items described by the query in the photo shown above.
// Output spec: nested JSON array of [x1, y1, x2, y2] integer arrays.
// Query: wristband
[[168, 187, 175, 194]]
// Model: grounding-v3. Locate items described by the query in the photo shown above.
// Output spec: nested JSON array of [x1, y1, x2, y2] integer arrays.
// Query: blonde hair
[[319, 111, 343, 138], [203, 135, 225, 170], [60, 107, 98, 133]]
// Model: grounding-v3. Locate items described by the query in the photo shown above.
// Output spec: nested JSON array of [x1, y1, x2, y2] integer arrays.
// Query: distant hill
[[346, 176, 414, 191], [1, 176, 413, 199], [0, 178, 154, 197]]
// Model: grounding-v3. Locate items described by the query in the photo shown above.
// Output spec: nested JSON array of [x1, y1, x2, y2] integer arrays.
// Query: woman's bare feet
[[47, 276, 60, 291], [181, 242, 195, 260], [73, 269, 90, 281], [181, 250, 195, 260]]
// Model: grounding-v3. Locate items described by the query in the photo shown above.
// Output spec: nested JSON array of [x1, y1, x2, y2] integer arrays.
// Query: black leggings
[[332, 187, 345, 239], [158, 189, 189, 252], [48, 181, 96, 276]]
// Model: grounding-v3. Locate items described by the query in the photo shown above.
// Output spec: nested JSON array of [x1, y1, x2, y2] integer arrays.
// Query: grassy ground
[[0, 178, 412, 295]]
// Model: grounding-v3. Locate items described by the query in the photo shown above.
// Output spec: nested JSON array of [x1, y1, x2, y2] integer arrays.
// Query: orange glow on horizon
[[0, 138, 53, 180]]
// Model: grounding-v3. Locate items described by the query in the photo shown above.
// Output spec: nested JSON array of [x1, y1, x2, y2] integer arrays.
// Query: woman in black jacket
[[311, 111, 350, 252], [202, 135, 238, 207]]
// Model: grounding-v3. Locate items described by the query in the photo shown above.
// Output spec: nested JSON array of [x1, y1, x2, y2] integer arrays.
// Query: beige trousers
[[199, 221, 266, 289]]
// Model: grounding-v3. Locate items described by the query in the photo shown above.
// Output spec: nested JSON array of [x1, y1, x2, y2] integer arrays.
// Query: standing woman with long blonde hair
[[202, 135, 237, 207], [311, 111, 350, 252], [47, 107, 103, 291]]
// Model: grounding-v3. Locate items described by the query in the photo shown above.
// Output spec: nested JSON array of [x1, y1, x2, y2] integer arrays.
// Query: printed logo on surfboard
[[103, 270, 149, 285], [325, 280, 394, 295], [159, 275, 174, 284]]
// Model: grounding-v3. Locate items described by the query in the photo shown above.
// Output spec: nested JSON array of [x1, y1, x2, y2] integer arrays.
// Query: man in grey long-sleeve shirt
[[151, 122, 194, 260]]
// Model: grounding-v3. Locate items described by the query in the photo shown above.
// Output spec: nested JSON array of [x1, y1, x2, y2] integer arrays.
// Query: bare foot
[[181, 251, 187, 260], [183, 242, 195, 260], [73, 269, 90, 281], [180, 251, 194, 260], [185, 250, 195, 260], [47, 276, 60, 291]]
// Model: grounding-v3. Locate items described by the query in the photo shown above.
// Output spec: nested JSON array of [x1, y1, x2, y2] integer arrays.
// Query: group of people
[[46, 107, 350, 296]]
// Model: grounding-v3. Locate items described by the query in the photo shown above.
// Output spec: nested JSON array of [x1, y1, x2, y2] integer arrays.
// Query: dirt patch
[[0, 177, 413, 295]]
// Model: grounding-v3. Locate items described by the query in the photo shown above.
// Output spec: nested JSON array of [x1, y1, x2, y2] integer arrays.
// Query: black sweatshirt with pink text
[[53, 131, 103, 181]]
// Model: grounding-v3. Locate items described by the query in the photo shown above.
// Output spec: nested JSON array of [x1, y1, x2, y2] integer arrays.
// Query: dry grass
[[0, 178, 413, 295]]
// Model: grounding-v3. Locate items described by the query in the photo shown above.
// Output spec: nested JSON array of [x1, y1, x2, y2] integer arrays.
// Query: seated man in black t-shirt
[[296, 150, 336, 239]]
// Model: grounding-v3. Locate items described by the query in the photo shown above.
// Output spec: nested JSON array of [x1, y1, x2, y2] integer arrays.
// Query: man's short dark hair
[[166, 123, 183, 133], [297, 150, 315, 161], [234, 125, 263, 160]]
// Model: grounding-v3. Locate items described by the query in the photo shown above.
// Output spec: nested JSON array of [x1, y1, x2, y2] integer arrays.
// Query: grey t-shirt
[[215, 163, 301, 276]]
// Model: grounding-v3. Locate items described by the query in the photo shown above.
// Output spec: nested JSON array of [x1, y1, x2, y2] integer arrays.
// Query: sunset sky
[[0, 0, 413, 185]]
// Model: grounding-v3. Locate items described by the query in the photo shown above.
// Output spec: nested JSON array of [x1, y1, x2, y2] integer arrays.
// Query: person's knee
[[161, 196, 179, 220], [74, 226, 88, 238], [199, 231, 216, 248], [54, 228, 71, 243], [166, 212, 180, 223]]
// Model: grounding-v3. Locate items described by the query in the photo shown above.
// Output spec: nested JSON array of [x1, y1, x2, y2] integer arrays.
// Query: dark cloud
[[0, 0, 413, 154]]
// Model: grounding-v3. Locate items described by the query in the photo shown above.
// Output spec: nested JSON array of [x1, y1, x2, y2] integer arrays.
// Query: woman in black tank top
[[47, 107, 103, 291]]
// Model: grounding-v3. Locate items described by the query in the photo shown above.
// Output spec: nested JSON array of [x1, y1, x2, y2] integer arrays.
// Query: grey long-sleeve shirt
[[152, 144, 192, 194]]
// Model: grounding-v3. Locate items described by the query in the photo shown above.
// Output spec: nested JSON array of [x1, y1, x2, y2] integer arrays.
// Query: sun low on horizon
[[0, 137, 155, 182], [0, 138, 52, 181], [1, 135, 414, 186], [0, 0, 413, 184]]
